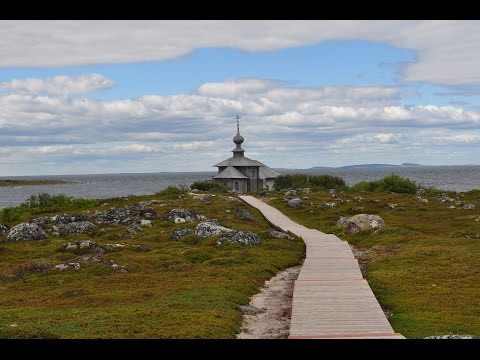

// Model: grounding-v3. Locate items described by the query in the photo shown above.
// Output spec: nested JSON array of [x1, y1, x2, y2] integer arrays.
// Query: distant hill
[[309, 163, 423, 170]]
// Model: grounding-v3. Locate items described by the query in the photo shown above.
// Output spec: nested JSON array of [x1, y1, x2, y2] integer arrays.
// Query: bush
[[24, 193, 97, 209], [156, 184, 190, 197], [0, 207, 24, 222], [350, 174, 418, 194], [273, 174, 347, 192], [190, 181, 227, 192]]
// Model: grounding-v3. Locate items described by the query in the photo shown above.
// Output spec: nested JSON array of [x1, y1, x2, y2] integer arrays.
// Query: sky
[[1, 20, 480, 176]]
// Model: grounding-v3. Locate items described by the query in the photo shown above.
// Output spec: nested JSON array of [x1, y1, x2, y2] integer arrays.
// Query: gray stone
[[387, 203, 398, 209], [424, 335, 473, 339], [93, 203, 158, 226], [217, 230, 261, 246], [339, 214, 386, 234], [54, 262, 81, 271], [60, 240, 104, 253], [140, 219, 152, 227], [104, 243, 128, 251], [234, 208, 257, 222], [319, 202, 337, 209], [58, 221, 97, 236], [195, 220, 233, 237], [32, 216, 52, 225], [171, 228, 193, 241], [416, 196, 429, 204], [475, 217, 480, 222], [462, 204, 475, 210], [192, 194, 211, 202], [417, 188, 426, 195], [270, 230, 294, 240], [439, 193, 455, 203], [165, 208, 205, 222], [284, 190, 297, 197], [6, 223, 47, 241], [288, 198, 303, 208], [0, 223, 8, 234], [51, 213, 91, 224]]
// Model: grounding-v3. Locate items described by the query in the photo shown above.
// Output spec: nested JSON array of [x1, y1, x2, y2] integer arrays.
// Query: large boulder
[[288, 198, 304, 208], [338, 214, 385, 234], [58, 221, 97, 236], [171, 228, 193, 241], [234, 208, 257, 222], [165, 208, 206, 223], [217, 231, 261, 246], [6, 223, 47, 241], [194, 219, 233, 237]]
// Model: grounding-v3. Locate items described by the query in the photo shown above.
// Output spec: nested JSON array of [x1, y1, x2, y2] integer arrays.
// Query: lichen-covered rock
[[462, 204, 475, 210], [58, 221, 97, 236], [54, 262, 81, 271], [192, 194, 211, 202], [288, 198, 303, 208], [171, 228, 193, 241], [165, 208, 206, 223], [32, 216, 52, 225], [51, 213, 91, 224], [270, 230, 294, 240], [234, 208, 257, 222], [439, 193, 455, 203], [319, 202, 337, 209], [6, 223, 47, 241], [93, 207, 141, 226], [194, 219, 233, 237], [217, 230, 261, 246], [140, 219, 152, 227], [284, 189, 297, 197], [416, 196, 428, 204], [60, 240, 104, 253], [0, 223, 8, 234], [339, 214, 386, 234]]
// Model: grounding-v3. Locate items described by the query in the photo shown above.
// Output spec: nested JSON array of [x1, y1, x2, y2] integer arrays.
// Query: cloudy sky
[[1, 20, 480, 176]]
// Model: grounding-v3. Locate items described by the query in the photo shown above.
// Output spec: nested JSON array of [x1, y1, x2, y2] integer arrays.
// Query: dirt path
[[237, 264, 302, 339]]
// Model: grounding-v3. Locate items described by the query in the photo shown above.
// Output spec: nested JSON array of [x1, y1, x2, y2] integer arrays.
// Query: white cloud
[[0, 74, 113, 96], [1, 20, 480, 85]]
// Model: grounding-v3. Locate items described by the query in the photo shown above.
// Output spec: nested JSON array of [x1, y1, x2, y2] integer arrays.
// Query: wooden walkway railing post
[[239, 195, 405, 339]]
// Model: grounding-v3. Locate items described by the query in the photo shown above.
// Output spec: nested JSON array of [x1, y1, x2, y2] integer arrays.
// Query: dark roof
[[259, 165, 281, 179], [213, 165, 249, 179], [213, 156, 263, 167]]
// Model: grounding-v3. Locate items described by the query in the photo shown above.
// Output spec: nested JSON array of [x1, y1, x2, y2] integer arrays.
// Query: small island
[[0, 179, 70, 187]]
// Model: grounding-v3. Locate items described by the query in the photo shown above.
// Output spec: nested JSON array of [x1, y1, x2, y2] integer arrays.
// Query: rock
[[140, 219, 152, 227], [319, 202, 336, 209], [174, 217, 186, 223], [462, 204, 475, 210], [424, 335, 473, 339], [51, 213, 91, 224], [138, 200, 163, 207], [284, 189, 297, 197], [79, 254, 128, 273], [288, 198, 303, 208], [448, 205, 456, 209], [238, 305, 266, 314], [0, 223, 8, 234], [93, 203, 158, 226], [60, 240, 104, 253], [354, 196, 363, 202], [194, 220, 233, 237], [234, 208, 257, 222], [339, 214, 386, 234], [54, 263, 81, 271], [165, 208, 205, 223], [171, 228, 193, 241], [6, 223, 47, 241], [417, 188, 426, 195], [104, 243, 128, 251], [217, 230, 261, 246], [58, 221, 97, 236], [302, 188, 312, 194], [128, 225, 140, 234], [270, 230, 294, 240], [439, 193, 455, 203], [475, 217, 480, 222], [192, 194, 211, 202], [416, 196, 429, 204], [387, 203, 397, 209], [32, 216, 52, 225], [132, 244, 150, 252]]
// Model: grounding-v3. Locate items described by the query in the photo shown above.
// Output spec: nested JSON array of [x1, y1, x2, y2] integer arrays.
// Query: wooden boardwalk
[[239, 195, 405, 339]]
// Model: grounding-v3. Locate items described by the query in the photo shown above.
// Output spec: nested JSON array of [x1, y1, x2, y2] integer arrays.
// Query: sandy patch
[[237, 264, 302, 339]]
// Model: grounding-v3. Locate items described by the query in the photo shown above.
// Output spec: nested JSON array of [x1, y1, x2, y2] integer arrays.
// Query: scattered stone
[[31, 216, 52, 225], [387, 203, 397, 209], [424, 335, 473, 339], [79, 254, 128, 273], [301, 188, 312, 194], [462, 204, 475, 210], [349, 207, 364, 212], [60, 240, 104, 253], [138, 200, 163, 207], [140, 219, 152, 227], [475, 217, 480, 222], [51, 213, 91, 224], [195, 220, 233, 237], [319, 202, 336, 209], [270, 230, 294, 240], [416, 196, 429, 204], [0, 223, 8, 234], [448, 205, 456, 209], [54, 263, 81, 271], [171, 228, 193, 241], [303, 196, 309, 200], [417, 188, 426, 195], [104, 243, 128, 251], [287, 198, 303, 208], [58, 221, 97, 236], [6, 223, 47, 241], [217, 230, 261, 246], [132, 244, 150, 252], [192, 194, 211, 202], [165, 208, 206, 223], [128, 225, 141, 234], [354, 196, 363, 202], [234, 208, 257, 222], [93, 204, 158, 226], [284, 190, 297, 197], [238, 305, 266, 315], [339, 214, 386, 234], [439, 193, 455, 203]]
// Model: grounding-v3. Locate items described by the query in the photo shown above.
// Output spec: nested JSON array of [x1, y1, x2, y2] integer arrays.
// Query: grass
[[0, 191, 304, 338], [265, 188, 480, 338], [0, 179, 70, 187]]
